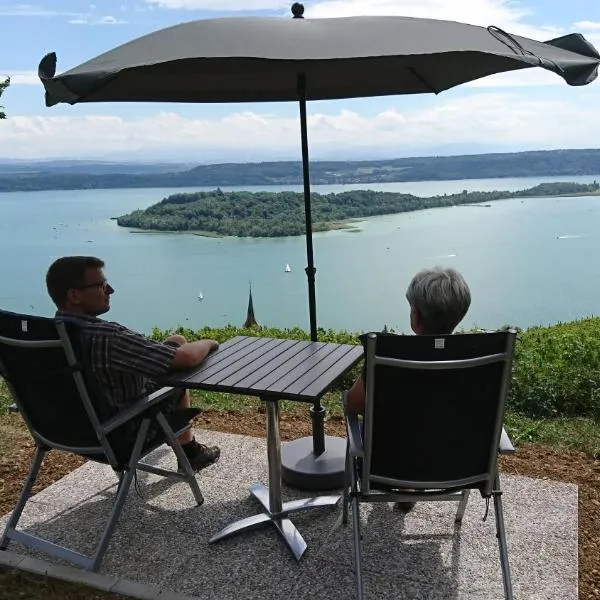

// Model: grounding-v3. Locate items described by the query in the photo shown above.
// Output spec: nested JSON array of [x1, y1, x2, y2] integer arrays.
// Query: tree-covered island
[[116, 181, 600, 238]]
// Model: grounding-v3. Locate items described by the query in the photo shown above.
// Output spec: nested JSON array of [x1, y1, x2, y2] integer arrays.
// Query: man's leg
[[163, 334, 220, 471], [173, 388, 220, 471], [176, 389, 194, 444]]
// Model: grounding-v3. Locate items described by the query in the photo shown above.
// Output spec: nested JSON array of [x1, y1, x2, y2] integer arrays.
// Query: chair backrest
[[362, 330, 516, 497], [0, 309, 114, 458]]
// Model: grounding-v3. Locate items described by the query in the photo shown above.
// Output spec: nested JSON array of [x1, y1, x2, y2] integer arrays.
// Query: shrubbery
[[152, 318, 600, 419]]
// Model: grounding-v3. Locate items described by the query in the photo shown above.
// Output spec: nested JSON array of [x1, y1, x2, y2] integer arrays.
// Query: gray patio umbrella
[[37, 3, 600, 488]]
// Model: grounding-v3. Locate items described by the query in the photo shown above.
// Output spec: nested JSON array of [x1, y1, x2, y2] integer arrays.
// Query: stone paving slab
[[0, 429, 577, 599]]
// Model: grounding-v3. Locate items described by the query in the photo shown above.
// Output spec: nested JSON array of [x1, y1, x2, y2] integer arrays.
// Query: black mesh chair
[[0, 309, 204, 572], [342, 331, 517, 600]]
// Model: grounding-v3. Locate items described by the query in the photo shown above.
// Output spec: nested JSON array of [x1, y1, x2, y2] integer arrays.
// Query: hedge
[[152, 318, 600, 419]]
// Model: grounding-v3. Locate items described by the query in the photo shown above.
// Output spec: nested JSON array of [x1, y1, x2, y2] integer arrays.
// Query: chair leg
[[156, 412, 203, 506], [342, 442, 350, 525], [0, 446, 47, 550], [351, 493, 365, 600], [455, 489, 471, 523], [90, 419, 150, 572], [493, 473, 514, 600]]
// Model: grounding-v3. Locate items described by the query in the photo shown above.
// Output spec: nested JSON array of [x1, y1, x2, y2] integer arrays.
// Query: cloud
[[0, 3, 79, 17], [0, 3, 125, 23], [304, 0, 563, 41], [0, 70, 39, 85], [68, 15, 127, 25], [465, 69, 566, 88], [145, 0, 288, 10], [574, 21, 600, 31], [2, 91, 599, 160]]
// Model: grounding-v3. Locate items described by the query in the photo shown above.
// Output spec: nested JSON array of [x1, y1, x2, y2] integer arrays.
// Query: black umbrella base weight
[[281, 435, 346, 490]]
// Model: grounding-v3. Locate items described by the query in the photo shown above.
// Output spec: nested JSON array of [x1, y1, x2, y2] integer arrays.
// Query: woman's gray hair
[[405, 267, 471, 334]]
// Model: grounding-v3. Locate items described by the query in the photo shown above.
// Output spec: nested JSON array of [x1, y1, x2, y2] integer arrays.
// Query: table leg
[[209, 398, 340, 560]]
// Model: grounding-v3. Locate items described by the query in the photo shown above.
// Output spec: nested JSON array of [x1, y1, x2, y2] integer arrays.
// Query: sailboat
[[198, 291, 204, 300], [284, 263, 291, 273]]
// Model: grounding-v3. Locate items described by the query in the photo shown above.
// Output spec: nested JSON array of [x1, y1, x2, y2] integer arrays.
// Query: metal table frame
[[162, 335, 363, 559]]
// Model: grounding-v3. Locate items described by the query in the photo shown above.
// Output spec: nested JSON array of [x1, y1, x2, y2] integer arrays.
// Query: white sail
[[198, 291, 204, 300], [284, 263, 291, 272]]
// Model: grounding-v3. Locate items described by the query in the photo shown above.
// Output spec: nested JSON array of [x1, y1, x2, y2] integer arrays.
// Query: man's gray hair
[[405, 267, 471, 334]]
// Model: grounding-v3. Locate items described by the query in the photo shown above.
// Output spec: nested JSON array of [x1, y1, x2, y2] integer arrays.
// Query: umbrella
[[38, 3, 600, 487]]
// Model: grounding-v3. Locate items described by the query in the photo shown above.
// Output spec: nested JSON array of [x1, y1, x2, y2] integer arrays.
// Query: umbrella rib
[[407, 67, 439, 94]]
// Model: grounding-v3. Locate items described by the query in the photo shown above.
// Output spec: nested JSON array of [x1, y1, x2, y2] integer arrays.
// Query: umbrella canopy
[[39, 14, 599, 106]]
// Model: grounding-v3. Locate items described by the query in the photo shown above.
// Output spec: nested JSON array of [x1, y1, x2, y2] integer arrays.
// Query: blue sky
[[1, 0, 599, 161]]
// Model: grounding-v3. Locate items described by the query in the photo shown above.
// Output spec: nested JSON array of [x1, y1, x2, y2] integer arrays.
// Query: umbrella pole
[[298, 73, 325, 456], [298, 75, 318, 343], [281, 74, 346, 491]]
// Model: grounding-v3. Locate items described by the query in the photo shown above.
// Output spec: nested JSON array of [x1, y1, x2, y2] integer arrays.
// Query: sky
[[0, 0, 599, 162]]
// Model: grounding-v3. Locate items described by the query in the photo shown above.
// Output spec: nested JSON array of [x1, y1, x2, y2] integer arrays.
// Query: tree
[[0, 77, 10, 119]]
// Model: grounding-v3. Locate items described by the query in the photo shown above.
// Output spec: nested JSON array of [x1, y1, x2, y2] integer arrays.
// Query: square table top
[[162, 335, 364, 403]]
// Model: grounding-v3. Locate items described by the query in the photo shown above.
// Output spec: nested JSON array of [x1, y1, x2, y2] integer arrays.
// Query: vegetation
[[148, 318, 600, 423], [1, 317, 599, 457], [0, 77, 9, 119], [116, 181, 600, 237], [2, 148, 600, 192]]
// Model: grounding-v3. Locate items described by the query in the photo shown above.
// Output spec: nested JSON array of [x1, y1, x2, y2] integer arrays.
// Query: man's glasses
[[76, 280, 111, 291]]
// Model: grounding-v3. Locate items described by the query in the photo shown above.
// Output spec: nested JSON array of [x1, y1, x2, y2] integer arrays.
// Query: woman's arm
[[346, 375, 366, 415]]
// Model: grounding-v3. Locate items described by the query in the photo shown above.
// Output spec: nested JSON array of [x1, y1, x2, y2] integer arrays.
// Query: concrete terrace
[[0, 429, 577, 600]]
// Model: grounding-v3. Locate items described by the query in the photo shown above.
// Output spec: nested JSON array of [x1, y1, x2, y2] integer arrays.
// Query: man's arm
[[170, 339, 219, 371]]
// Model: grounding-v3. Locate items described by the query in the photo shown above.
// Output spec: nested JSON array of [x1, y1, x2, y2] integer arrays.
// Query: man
[[46, 256, 220, 471]]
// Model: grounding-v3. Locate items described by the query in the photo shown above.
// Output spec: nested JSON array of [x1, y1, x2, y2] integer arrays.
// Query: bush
[[153, 319, 600, 419], [509, 317, 600, 418]]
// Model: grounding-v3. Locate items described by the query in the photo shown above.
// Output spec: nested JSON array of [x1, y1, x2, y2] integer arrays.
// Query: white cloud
[[574, 21, 600, 31], [145, 0, 288, 10], [2, 92, 599, 160], [305, 0, 562, 41], [0, 4, 79, 17], [68, 15, 127, 25], [0, 70, 39, 85], [465, 69, 566, 88]]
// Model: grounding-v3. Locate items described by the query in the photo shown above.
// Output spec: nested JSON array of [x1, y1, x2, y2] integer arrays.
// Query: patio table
[[161, 335, 363, 560]]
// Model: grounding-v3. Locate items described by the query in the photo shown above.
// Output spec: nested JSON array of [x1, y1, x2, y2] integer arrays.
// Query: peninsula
[[116, 181, 600, 238]]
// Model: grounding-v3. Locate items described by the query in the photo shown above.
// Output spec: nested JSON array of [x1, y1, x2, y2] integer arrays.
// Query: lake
[[1, 174, 600, 335]]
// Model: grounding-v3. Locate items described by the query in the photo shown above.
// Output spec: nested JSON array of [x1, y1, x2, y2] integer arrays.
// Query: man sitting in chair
[[46, 256, 220, 472], [346, 266, 472, 511]]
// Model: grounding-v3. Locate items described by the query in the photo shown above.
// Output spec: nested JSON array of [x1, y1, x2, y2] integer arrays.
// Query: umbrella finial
[[291, 3, 304, 18]]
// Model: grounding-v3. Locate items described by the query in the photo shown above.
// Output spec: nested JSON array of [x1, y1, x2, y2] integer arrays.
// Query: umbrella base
[[281, 435, 346, 490]]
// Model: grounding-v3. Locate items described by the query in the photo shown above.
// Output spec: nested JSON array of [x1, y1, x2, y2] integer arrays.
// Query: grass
[[1, 380, 599, 458]]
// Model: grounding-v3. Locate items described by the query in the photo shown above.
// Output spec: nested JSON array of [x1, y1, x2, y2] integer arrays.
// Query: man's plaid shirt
[[56, 312, 178, 413]]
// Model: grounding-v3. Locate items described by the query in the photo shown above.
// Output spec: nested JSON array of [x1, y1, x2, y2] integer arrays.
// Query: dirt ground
[[1, 409, 598, 599]]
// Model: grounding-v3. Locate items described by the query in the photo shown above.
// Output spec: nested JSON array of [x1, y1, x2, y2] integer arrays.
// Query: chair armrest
[[342, 391, 364, 458], [101, 386, 177, 434], [499, 427, 515, 454]]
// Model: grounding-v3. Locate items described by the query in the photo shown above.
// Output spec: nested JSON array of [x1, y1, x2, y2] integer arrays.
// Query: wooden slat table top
[[161, 336, 364, 403]]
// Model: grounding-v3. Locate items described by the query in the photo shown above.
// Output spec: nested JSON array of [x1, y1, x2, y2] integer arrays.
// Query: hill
[[1, 148, 600, 192]]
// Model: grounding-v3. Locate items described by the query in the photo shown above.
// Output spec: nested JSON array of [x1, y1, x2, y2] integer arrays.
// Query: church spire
[[243, 281, 258, 328]]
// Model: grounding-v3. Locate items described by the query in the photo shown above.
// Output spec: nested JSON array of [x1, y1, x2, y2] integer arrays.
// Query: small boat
[[284, 263, 291, 273], [198, 291, 204, 300]]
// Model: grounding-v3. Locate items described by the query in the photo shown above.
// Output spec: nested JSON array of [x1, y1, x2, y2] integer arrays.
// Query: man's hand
[[171, 339, 220, 370]]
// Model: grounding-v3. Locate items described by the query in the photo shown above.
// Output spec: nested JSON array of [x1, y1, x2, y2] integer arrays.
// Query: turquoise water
[[1, 174, 600, 335]]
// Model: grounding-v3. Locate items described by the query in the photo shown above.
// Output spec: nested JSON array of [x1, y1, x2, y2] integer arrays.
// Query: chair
[[0, 309, 204, 572], [342, 330, 517, 599]]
